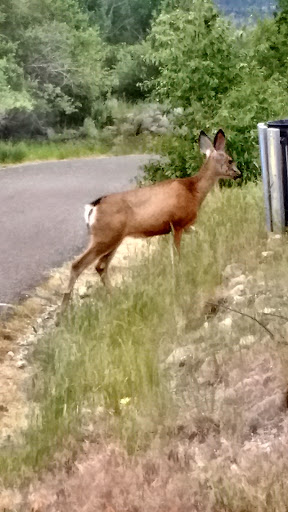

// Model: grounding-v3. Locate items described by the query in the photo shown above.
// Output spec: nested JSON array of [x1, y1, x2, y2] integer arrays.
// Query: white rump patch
[[84, 204, 97, 228]]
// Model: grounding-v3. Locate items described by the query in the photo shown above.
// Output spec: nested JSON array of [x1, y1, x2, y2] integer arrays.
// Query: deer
[[59, 129, 240, 315]]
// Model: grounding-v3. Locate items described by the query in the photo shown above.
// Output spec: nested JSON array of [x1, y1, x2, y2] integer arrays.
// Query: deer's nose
[[234, 168, 242, 179]]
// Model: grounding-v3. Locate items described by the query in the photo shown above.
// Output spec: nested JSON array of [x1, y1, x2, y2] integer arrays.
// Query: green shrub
[[0, 141, 27, 163], [214, 72, 288, 182], [111, 43, 157, 101], [145, 0, 239, 111], [81, 117, 99, 139]]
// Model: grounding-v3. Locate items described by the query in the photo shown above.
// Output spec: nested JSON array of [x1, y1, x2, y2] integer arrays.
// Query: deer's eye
[[228, 159, 233, 164]]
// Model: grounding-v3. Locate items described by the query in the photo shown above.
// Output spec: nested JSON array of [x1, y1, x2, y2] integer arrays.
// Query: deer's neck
[[193, 160, 219, 205]]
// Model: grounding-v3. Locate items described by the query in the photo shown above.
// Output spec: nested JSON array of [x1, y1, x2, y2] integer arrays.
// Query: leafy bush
[[146, 0, 239, 111], [0, 0, 112, 137], [214, 72, 288, 182], [81, 117, 99, 139], [84, 0, 162, 44], [143, 0, 288, 183], [0, 36, 33, 135], [0, 141, 27, 163], [111, 43, 157, 101], [144, 69, 288, 184]]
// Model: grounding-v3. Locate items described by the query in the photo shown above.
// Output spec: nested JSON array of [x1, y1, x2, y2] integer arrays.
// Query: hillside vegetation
[[1, 0, 288, 181]]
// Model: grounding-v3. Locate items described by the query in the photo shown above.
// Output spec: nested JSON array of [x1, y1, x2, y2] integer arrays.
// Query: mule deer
[[60, 129, 240, 313]]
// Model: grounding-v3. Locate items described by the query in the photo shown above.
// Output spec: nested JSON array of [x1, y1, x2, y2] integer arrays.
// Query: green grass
[[0, 134, 154, 166], [0, 183, 267, 486]]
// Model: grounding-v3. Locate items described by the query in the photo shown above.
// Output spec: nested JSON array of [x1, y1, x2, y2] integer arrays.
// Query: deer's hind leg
[[173, 228, 183, 253], [95, 247, 118, 290], [60, 243, 100, 314], [60, 238, 122, 315]]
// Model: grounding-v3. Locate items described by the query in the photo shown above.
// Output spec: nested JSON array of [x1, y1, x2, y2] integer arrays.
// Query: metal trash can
[[267, 119, 288, 226]]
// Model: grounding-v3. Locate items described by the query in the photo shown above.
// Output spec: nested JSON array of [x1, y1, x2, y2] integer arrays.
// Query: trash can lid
[[267, 119, 288, 129]]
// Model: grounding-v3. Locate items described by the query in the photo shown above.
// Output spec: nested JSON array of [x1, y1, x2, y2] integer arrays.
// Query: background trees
[[1, 0, 288, 181], [79, 0, 162, 43], [146, 0, 237, 111], [0, 0, 110, 136]]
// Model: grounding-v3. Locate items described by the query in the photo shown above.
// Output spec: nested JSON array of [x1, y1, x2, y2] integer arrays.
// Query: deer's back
[[92, 178, 199, 238]]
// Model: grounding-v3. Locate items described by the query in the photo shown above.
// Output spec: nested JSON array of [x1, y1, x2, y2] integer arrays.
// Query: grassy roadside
[[4, 182, 288, 511], [0, 183, 267, 484], [0, 134, 154, 166]]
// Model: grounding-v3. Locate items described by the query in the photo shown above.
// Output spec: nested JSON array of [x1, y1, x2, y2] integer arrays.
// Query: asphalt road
[[0, 155, 152, 306]]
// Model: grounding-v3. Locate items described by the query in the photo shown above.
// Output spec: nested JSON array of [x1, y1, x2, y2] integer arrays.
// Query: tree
[[0, 0, 111, 135], [244, 0, 288, 84], [79, 0, 162, 43], [276, 0, 288, 12], [145, 0, 239, 112], [0, 8, 33, 136]]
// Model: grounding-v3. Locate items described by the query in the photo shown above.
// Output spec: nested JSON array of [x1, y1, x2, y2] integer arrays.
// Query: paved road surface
[[0, 155, 152, 305]]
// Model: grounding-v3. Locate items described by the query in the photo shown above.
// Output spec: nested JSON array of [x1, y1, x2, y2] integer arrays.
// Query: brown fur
[[59, 130, 240, 314]]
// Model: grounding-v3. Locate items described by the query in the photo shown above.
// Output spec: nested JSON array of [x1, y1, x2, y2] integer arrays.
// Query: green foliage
[[0, 0, 160, 137], [276, 0, 288, 14], [0, 58, 33, 114], [214, 72, 288, 182], [0, 141, 27, 163], [0, 0, 110, 137], [80, 0, 162, 44], [111, 43, 157, 101], [1, 0, 288, 177], [144, 133, 202, 182], [146, 0, 238, 110], [143, 0, 288, 183], [81, 117, 99, 138], [145, 74, 288, 184], [245, 13, 288, 82], [23, 0, 88, 29], [0, 26, 33, 123]]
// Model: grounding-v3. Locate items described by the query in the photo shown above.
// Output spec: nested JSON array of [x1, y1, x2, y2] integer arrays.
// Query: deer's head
[[199, 129, 241, 180]]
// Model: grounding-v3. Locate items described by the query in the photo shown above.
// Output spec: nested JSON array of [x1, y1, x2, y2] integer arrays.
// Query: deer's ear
[[213, 129, 226, 151], [199, 131, 213, 158]]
